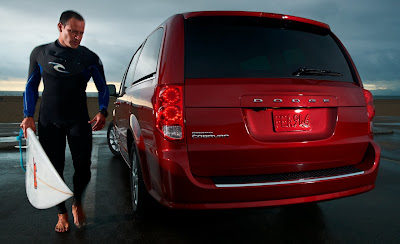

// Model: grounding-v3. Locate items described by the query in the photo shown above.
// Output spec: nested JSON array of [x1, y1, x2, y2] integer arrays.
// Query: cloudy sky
[[0, 0, 399, 95]]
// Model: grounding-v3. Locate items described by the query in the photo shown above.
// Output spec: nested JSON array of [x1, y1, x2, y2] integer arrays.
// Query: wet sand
[[0, 96, 398, 123]]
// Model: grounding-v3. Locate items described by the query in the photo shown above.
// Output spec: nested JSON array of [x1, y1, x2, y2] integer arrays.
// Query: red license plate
[[273, 110, 311, 132]]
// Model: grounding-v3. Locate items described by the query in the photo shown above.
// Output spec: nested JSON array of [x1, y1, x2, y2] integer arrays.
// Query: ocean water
[[374, 96, 400, 99], [0, 91, 99, 97], [373, 96, 400, 100], [0, 91, 24, 96]]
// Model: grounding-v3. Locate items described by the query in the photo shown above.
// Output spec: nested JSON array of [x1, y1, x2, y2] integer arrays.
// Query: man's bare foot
[[55, 213, 70, 232], [72, 204, 86, 228]]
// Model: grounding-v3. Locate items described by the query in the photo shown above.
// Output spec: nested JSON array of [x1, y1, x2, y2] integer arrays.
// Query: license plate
[[273, 110, 311, 132]]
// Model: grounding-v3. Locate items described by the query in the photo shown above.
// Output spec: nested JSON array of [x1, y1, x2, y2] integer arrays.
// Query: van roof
[[182, 11, 330, 30]]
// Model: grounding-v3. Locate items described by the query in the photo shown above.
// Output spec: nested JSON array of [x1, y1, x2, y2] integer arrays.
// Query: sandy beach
[[373, 99, 400, 117], [0, 96, 117, 123], [0, 96, 398, 123]]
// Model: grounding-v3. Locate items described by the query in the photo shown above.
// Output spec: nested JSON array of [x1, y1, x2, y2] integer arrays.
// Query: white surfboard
[[26, 128, 73, 209]]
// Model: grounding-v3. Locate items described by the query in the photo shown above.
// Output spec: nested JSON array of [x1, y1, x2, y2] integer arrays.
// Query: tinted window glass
[[124, 47, 142, 89], [185, 17, 354, 82], [134, 28, 164, 82]]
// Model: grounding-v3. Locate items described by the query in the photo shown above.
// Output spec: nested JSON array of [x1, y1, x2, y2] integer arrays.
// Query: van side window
[[133, 28, 164, 83], [124, 47, 143, 90]]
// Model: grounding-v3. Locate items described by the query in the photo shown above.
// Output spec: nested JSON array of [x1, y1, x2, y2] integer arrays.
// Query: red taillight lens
[[363, 89, 375, 137], [363, 89, 375, 121], [160, 87, 181, 104], [159, 106, 182, 122], [155, 85, 184, 140]]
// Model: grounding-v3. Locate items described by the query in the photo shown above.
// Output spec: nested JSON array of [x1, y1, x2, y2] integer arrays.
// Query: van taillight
[[363, 89, 375, 136], [155, 85, 184, 140], [363, 89, 375, 120]]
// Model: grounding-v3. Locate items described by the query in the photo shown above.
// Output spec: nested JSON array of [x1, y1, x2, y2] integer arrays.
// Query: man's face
[[58, 18, 85, 49]]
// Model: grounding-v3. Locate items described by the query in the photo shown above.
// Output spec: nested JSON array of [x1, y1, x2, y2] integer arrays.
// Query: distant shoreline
[[0, 91, 101, 97], [0, 91, 399, 100]]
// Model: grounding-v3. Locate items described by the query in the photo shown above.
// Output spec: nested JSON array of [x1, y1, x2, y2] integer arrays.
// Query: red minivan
[[107, 11, 381, 214]]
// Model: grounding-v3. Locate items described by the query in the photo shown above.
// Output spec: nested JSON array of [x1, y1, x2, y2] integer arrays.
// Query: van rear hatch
[[184, 15, 369, 177]]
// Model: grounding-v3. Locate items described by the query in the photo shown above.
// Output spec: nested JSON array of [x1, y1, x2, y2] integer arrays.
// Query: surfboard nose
[[25, 128, 74, 209]]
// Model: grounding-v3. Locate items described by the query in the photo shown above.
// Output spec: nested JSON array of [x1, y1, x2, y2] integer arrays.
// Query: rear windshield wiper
[[293, 67, 343, 77]]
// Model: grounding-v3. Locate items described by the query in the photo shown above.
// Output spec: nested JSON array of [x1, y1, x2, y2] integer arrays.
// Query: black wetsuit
[[23, 40, 109, 213]]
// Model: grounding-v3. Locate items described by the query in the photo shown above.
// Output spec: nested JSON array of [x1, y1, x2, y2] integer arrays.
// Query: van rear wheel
[[130, 144, 152, 216]]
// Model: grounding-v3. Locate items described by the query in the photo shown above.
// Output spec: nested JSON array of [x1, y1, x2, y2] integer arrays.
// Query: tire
[[107, 121, 121, 156], [130, 144, 152, 216]]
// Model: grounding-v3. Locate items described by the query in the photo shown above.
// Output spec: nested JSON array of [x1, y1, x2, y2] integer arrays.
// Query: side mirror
[[107, 84, 118, 97]]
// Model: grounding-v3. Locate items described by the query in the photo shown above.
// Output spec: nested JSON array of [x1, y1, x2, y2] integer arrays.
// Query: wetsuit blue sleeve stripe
[[91, 65, 109, 111], [23, 65, 42, 117]]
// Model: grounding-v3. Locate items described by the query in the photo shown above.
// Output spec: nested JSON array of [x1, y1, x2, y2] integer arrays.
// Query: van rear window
[[184, 16, 354, 82]]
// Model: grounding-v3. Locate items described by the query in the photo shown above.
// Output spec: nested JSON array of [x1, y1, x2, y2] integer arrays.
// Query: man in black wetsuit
[[20, 10, 109, 232]]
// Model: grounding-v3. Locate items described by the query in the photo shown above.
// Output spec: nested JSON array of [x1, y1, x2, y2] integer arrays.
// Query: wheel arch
[[128, 114, 152, 191]]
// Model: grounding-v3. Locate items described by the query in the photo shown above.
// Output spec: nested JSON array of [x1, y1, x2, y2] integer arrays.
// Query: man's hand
[[20, 117, 36, 139], [89, 113, 106, 131]]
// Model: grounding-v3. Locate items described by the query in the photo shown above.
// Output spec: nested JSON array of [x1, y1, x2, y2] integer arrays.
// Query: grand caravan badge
[[192, 132, 230, 139]]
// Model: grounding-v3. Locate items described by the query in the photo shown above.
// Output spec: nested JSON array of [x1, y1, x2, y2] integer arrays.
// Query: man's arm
[[20, 47, 42, 138], [89, 57, 109, 131]]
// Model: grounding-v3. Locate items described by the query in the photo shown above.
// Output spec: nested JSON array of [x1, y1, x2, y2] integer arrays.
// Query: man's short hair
[[59, 10, 84, 26]]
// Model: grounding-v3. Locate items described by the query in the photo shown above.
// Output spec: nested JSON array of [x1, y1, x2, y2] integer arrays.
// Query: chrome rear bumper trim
[[215, 171, 364, 188]]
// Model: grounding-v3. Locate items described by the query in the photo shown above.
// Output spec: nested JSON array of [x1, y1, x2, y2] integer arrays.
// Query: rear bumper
[[161, 185, 375, 210], [149, 140, 381, 209]]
